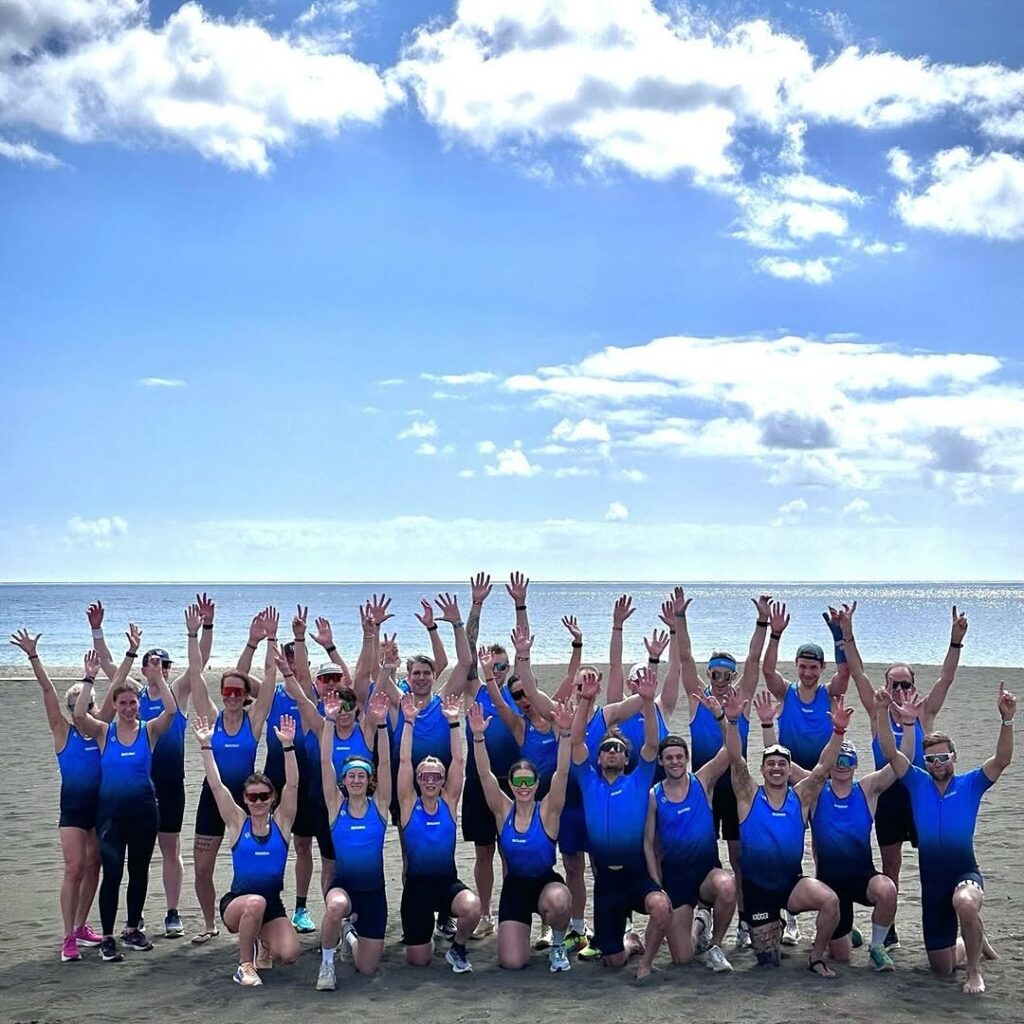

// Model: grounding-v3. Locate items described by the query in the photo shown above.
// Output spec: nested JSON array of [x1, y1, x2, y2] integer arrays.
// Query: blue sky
[[2, 0, 1023, 582]]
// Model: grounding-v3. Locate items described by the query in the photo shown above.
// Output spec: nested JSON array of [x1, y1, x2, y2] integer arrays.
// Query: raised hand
[[829, 694, 855, 732], [414, 599, 436, 630], [86, 600, 104, 629], [952, 605, 969, 644], [400, 693, 419, 723], [274, 713, 296, 746], [366, 689, 390, 728], [440, 692, 462, 723], [83, 650, 101, 679], [632, 666, 658, 702], [196, 592, 215, 625], [292, 605, 308, 640], [722, 687, 747, 722], [470, 572, 493, 605], [753, 690, 781, 725], [9, 628, 41, 658], [272, 646, 291, 676], [506, 571, 529, 605], [644, 628, 669, 661], [379, 633, 400, 670], [998, 681, 1016, 722], [753, 593, 772, 621], [872, 688, 893, 714], [769, 600, 790, 635], [312, 616, 334, 649], [192, 715, 214, 746], [699, 692, 723, 719], [248, 611, 267, 644], [551, 699, 574, 733], [823, 606, 844, 641], [368, 593, 393, 628], [612, 594, 635, 628], [264, 606, 280, 641], [185, 603, 202, 635], [468, 701, 490, 736], [126, 623, 142, 652], [510, 624, 534, 656], [670, 586, 692, 619], [578, 668, 601, 702], [435, 592, 462, 624], [478, 645, 494, 675], [561, 615, 583, 643], [892, 690, 923, 725], [836, 602, 857, 638], [323, 692, 341, 721]]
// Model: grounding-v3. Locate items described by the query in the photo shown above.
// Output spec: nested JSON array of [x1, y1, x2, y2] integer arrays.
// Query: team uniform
[[871, 716, 924, 847], [496, 804, 563, 925], [653, 776, 721, 910], [739, 786, 805, 926], [139, 689, 187, 833], [903, 765, 994, 951], [399, 798, 469, 945], [572, 755, 659, 956], [520, 716, 559, 798], [617, 704, 669, 775], [691, 694, 749, 841], [195, 712, 258, 838], [328, 798, 388, 940], [462, 682, 520, 844], [777, 684, 833, 770], [220, 818, 291, 925], [388, 695, 452, 825], [559, 707, 611, 856], [57, 726, 101, 830], [810, 781, 880, 938], [298, 700, 339, 861]]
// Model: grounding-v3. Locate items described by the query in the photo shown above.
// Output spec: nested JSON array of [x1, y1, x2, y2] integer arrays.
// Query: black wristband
[[473, 737, 485, 744], [756, 620, 769, 628], [325, 644, 337, 654], [202, 623, 214, 631], [82, 676, 95, 684], [714, 712, 725, 722], [669, 629, 676, 636], [376, 724, 387, 730], [770, 632, 782, 640], [571, 642, 583, 649], [761, 722, 774, 729], [245, 642, 257, 651], [515, 604, 527, 611], [187, 632, 198, 638], [28, 654, 40, 661], [126, 650, 138, 659], [294, 637, 306, 644], [648, 658, 660, 665], [449, 721, 460, 730], [282, 745, 295, 752], [200, 745, 213, 751], [950, 641, 963, 648], [427, 625, 438, 632]]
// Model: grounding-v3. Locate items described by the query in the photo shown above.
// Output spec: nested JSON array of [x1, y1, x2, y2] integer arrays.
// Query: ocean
[[2, 582, 1021, 669]]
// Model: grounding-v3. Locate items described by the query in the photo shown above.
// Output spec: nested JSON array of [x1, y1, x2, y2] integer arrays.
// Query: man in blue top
[[569, 666, 671, 969], [877, 681, 1014, 995]]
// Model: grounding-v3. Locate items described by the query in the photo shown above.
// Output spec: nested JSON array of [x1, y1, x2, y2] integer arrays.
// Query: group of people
[[12, 576, 1014, 996]]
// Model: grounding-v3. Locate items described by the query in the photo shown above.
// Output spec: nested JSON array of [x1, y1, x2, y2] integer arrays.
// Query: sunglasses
[[221, 687, 245, 698], [336, 698, 357, 712], [492, 661, 509, 672], [891, 679, 914, 691], [417, 771, 444, 784], [599, 741, 626, 754], [510, 774, 537, 788], [924, 752, 954, 765], [835, 754, 858, 769], [509, 690, 527, 702], [244, 790, 273, 803], [709, 669, 735, 683]]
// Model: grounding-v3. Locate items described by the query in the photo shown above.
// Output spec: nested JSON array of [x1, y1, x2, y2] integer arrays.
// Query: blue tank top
[[654, 776, 718, 869], [739, 786, 805, 889], [617, 704, 669, 772], [572, 756, 656, 869], [521, 717, 559, 794], [391, 694, 452, 769], [872, 716, 925, 770], [691, 694, 749, 799], [139, 690, 186, 781], [810, 781, 875, 881], [230, 818, 289, 898], [330, 798, 387, 891], [331, 725, 374, 780], [263, 685, 308, 785], [303, 700, 330, 799], [465, 682, 521, 778], [211, 712, 258, 794], [57, 726, 101, 810], [403, 797, 457, 876], [777, 683, 833, 770], [499, 803, 557, 877], [564, 706, 610, 808], [903, 765, 994, 883], [99, 720, 155, 811]]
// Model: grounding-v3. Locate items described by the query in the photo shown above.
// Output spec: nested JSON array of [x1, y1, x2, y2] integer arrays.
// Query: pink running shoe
[[74, 924, 104, 947], [61, 935, 82, 962]]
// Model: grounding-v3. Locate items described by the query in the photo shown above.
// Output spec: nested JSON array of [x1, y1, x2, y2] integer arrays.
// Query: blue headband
[[708, 656, 736, 672], [342, 758, 374, 776]]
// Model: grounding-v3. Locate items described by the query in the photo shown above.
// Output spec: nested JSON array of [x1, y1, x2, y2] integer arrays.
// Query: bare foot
[[635, 961, 655, 982], [982, 935, 998, 961], [962, 970, 986, 994], [624, 930, 645, 960]]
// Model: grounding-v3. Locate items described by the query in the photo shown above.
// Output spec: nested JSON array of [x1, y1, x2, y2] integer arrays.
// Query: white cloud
[[842, 497, 896, 525], [605, 501, 629, 521], [620, 468, 647, 483], [422, 371, 497, 385], [755, 255, 836, 285], [415, 442, 438, 456], [484, 444, 542, 477], [362, 405, 379, 414], [767, 451, 866, 489], [887, 147, 919, 185], [894, 148, 1024, 241], [553, 466, 598, 478], [771, 498, 807, 526], [66, 514, 128, 549], [137, 376, 185, 388], [856, 239, 907, 257], [398, 419, 438, 439], [550, 417, 611, 443], [476, 440, 496, 454], [458, 468, 475, 478], [0, 136, 62, 167], [377, 378, 404, 386], [1, 2, 397, 173]]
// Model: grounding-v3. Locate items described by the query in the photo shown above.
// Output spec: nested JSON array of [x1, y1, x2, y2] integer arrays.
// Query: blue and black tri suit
[[462, 681, 521, 844], [384, 693, 453, 826], [96, 720, 160, 935], [496, 803, 563, 925], [327, 797, 389, 939], [139, 688, 188, 833], [572, 753, 659, 956], [219, 818, 291, 925], [810, 780, 879, 938], [777, 683, 833, 770], [559, 706, 612, 856], [520, 716, 559, 798], [690, 693, 749, 841], [195, 711, 259, 838], [399, 797, 469, 946], [56, 726, 101, 831], [654, 775, 721, 909], [617, 702, 669, 775], [871, 714, 925, 847], [903, 764, 995, 950], [264, 686, 323, 848], [739, 785, 806, 925]]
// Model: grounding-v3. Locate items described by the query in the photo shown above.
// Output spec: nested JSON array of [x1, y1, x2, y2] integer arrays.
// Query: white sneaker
[[548, 943, 571, 972], [471, 914, 494, 939], [693, 906, 712, 955], [316, 960, 336, 991], [782, 912, 801, 946], [702, 944, 733, 972], [534, 924, 553, 950], [233, 962, 262, 987], [735, 920, 752, 950], [340, 922, 357, 961]]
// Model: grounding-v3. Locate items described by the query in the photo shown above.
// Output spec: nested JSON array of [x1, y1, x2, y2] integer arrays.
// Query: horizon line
[[3, 579, 1023, 586]]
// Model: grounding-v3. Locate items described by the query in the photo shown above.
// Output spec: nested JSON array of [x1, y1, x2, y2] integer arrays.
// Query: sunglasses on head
[[492, 661, 509, 672], [417, 771, 444, 784], [510, 774, 537, 788], [244, 790, 273, 803], [599, 741, 626, 754], [924, 752, 954, 765], [709, 669, 735, 683]]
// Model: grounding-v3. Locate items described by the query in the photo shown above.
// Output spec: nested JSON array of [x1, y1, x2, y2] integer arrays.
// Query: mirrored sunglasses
[[244, 790, 273, 803], [510, 774, 537, 788], [417, 771, 444, 784], [924, 752, 954, 765], [599, 741, 626, 754]]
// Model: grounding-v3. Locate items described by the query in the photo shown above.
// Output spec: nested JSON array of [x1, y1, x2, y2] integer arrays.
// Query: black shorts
[[326, 886, 388, 941], [593, 865, 661, 956], [400, 873, 469, 946], [711, 782, 740, 843], [194, 780, 246, 839], [219, 890, 287, 927], [820, 872, 880, 939], [874, 783, 918, 848], [922, 871, 983, 952], [498, 870, 565, 926], [292, 793, 335, 859], [59, 800, 98, 831], [461, 771, 511, 845], [742, 876, 801, 927], [662, 858, 721, 910], [154, 776, 186, 834]]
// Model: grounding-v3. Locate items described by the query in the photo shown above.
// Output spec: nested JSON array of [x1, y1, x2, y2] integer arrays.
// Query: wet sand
[[1, 662, 1022, 1024]]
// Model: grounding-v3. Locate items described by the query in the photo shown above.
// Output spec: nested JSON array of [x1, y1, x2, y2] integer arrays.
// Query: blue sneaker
[[445, 941, 473, 973], [100, 937, 124, 962], [122, 929, 153, 951], [292, 908, 316, 933]]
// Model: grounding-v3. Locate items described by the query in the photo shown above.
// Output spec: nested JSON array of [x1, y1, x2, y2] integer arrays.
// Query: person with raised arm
[[876, 681, 1013, 994], [570, 666, 672, 969], [397, 691, 482, 972], [725, 689, 845, 977], [348, 593, 397, 707], [675, 588, 771, 949], [315, 683, 393, 990], [10, 630, 103, 962], [841, 602, 969, 950], [468, 696, 575, 972], [188, 604, 278, 945], [234, 604, 282, 698], [74, 634, 178, 962], [637, 693, 737, 979], [193, 713, 300, 986], [88, 595, 212, 939]]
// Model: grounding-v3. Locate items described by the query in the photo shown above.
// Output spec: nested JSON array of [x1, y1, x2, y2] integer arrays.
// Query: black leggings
[[98, 804, 159, 935]]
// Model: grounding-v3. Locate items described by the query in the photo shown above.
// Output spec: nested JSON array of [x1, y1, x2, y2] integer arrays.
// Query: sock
[[871, 923, 889, 947], [570, 917, 585, 933], [451, 940, 467, 954], [551, 928, 567, 946], [322, 947, 335, 965], [296, 897, 308, 910], [167, 908, 178, 917]]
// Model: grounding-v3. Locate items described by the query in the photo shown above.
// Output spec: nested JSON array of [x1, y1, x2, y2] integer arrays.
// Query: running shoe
[[883, 924, 901, 950], [471, 914, 494, 939], [100, 937, 124, 963], [122, 929, 154, 951], [548, 943, 571, 973], [735, 920, 752, 950], [164, 911, 184, 938], [292, 907, 317, 933], [233, 962, 263, 987], [564, 927, 591, 952], [851, 926, 864, 949], [534, 924, 553, 950], [61, 935, 82, 962], [340, 921, 357, 960], [702, 945, 733, 972], [445, 941, 473, 973], [869, 943, 895, 972], [577, 940, 602, 960], [693, 906, 712, 955], [316, 960, 337, 991], [782, 913, 801, 946], [434, 915, 457, 941], [74, 924, 104, 947]]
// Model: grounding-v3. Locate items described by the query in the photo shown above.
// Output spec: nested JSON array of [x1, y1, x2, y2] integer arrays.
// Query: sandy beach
[[2, 661, 1022, 1024]]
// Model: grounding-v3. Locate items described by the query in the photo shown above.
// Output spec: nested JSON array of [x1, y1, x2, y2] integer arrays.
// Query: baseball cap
[[795, 642, 825, 663], [316, 662, 344, 679], [142, 648, 172, 667]]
